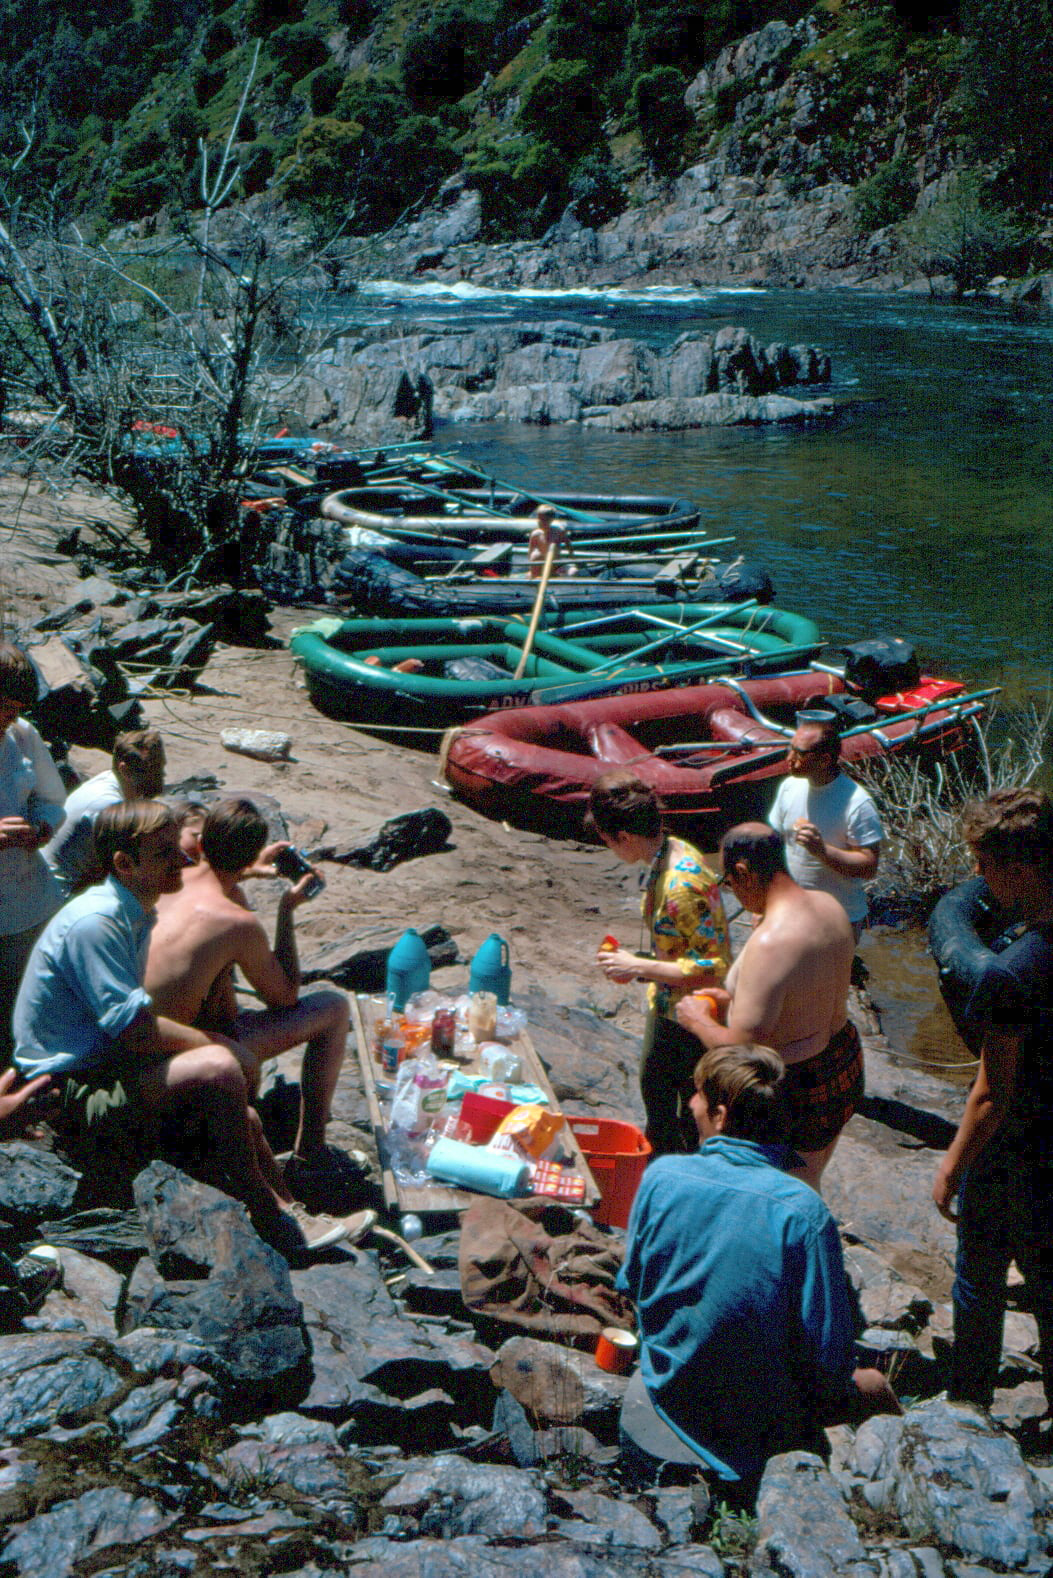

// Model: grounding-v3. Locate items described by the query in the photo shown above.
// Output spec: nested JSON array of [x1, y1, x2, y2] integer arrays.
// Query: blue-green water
[[351, 282, 1053, 699]]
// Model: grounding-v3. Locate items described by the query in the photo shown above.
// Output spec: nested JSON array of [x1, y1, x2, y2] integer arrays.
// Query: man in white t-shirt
[[767, 715, 882, 939]]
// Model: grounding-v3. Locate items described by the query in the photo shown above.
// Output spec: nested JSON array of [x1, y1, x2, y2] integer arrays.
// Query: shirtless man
[[527, 504, 576, 578], [145, 797, 351, 1199], [677, 823, 859, 1191]]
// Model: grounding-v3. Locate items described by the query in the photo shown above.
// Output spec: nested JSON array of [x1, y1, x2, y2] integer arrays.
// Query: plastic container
[[386, 929, 431, 1012], [426, 1136, 529, 1198], [568, 1116, 652, 1229], [469, 933, 512, 1005], [458, 1090, 516, 1144]]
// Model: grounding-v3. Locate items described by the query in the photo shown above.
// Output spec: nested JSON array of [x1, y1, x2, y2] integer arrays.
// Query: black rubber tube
[[928, 876, 1013, 1055]]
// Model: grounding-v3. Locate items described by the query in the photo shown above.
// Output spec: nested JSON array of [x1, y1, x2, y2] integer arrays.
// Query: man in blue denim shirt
[[619, 1044, 898, 1497]]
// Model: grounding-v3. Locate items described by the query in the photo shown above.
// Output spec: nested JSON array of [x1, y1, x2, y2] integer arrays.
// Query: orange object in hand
[[692, 992, 720, 1016], [599, 934, 620, 953]]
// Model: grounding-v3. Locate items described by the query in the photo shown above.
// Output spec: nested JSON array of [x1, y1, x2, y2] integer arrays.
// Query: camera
[[273, 844, 325, 899]]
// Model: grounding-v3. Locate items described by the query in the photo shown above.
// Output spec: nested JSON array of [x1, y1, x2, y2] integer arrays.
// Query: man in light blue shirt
[[15, 801, 374, 1259], [619, 1043, 898, 1498]]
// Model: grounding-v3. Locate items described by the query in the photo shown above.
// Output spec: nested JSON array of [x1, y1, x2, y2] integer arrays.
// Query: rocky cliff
[[295, 321, 834, 436], [364, 14, 997, 296]]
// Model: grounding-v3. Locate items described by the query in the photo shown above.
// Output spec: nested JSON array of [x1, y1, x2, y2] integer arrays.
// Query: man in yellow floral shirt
[[588, 770, 730, 1156]]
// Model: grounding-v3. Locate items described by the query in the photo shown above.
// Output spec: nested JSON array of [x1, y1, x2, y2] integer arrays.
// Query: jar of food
[[467, 990, 498, 1043], [431, 1007, 456, 1055]]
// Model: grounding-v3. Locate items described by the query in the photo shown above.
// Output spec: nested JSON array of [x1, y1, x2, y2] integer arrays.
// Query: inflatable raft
[[441, 671, 986, 841], [290, 603, 824, 729]]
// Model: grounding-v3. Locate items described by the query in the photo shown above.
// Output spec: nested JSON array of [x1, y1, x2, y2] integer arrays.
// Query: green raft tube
[[290, 602, 824, 730]]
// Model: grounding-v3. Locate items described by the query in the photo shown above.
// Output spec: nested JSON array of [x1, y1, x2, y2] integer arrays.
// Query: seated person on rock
[[619, 1042, 899, 1502], [43, 728, 166, 895], [13, 801, 372, 1256], [144, 796, 353, 1200]]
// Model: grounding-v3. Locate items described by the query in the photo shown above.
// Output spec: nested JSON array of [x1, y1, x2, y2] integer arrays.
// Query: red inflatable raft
[[441, 669, 984, 842]]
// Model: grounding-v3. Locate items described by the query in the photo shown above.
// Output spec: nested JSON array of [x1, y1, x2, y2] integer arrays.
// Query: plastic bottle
[[386, 929, 432, 1013], [469, 933, 512, 1006]]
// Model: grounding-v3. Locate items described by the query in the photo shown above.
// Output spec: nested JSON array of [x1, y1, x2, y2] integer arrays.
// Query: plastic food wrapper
[[490, 1104, 564, 1160], [390, 1054, 448, 1136], [496, 1005, 527, 1040], [528, 1159, 587, 1203]]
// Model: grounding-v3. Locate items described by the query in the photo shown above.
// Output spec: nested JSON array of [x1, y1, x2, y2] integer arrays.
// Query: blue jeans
[[952, 1135, 1053, 1411]]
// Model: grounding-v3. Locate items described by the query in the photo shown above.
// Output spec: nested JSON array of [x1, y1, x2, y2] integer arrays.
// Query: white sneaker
[[284, 1202, 378, 1253]]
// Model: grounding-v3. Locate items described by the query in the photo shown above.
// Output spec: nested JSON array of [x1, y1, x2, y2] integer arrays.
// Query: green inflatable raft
[[289, 602, 824, 729]]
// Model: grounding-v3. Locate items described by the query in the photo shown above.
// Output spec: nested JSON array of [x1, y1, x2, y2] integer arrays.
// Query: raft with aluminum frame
[[289, 602, 824, 729]]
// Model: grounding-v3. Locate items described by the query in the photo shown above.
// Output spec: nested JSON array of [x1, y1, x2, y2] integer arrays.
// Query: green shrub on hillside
[[903, 172, 1030, 294], [960, 0, 1053, 206], [567, 148, 626, 225], [245, 0, 305, 35], [337, 0, 377, 32], [401, 1, 499, 108], [851, 151, 917, 231], [631, 65, 690, 173], [548, 0, 631, 91], [309, 62, 343, 115], [193, 56, 227, 106], [202, 17, 235, 61], [519, 60, 605, 156], [269, 20, 328, 73]]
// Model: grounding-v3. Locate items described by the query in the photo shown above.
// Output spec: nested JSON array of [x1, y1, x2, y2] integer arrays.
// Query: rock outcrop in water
[[296, 321, 833, 435]]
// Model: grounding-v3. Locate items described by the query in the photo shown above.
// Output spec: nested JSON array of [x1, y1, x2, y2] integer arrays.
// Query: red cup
[[595, 1326, 639, 1374]]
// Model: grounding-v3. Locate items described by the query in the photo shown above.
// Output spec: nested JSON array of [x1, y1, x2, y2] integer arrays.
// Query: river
[[347, 281, 1053, 1074]]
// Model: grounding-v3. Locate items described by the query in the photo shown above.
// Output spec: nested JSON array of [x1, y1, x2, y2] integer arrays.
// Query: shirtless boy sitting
[[146, 797, 352, 1199], [677, 823, 859, 1191]]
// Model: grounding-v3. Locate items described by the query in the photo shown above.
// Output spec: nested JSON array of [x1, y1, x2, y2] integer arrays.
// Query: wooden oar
[[513, 542, 557, 680]]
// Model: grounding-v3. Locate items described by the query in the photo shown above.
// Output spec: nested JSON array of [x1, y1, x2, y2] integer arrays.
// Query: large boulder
[[124, 1164, 307, 1397], [848, 1399, 1047, 1569], [0, 1487, 176, 1578], [379, 1455, 548, 1540], [753, 1451, 868, 1578]]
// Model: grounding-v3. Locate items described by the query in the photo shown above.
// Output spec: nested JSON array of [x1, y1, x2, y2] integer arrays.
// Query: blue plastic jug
[[469, 933, 512, 1006], [385, 928, 431, 1012]]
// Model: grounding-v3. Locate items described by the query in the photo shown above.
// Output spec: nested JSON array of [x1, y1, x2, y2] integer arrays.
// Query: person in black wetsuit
[[933, 787, 1053, 1434]]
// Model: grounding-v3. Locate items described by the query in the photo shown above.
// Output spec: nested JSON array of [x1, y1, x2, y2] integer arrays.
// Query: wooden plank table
[[351, 993, 600, 1221]]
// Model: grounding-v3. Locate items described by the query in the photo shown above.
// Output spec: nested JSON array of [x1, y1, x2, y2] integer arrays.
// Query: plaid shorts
[[783, 1020, 864, 1153]]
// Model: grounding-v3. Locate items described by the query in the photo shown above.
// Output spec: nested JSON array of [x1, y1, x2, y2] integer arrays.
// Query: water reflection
[[860, 925, 977, 1090]]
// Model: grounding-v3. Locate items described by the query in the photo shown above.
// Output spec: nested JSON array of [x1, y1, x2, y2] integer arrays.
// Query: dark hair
[[200, 796, 269, 874], [113, 729, 163, 771], [793, 717, 841, 757], [720, 823, 787, 884], [584, 770, 663, 843], [961, 787, 1053, 877], [91, 800, 177, 879], [694, 1044, 788, 1144], [0, 642, 38, 709], [168, 797, 207, 828]]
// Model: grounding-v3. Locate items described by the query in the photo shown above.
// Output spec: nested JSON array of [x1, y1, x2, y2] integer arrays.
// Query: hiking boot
[[281, 1145, 371, 1203], [270, 1203, 378, 1260]]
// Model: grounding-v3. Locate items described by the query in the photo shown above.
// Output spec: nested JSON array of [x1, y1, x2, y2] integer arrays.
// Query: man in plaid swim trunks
[[677, 823, 860, 1191]]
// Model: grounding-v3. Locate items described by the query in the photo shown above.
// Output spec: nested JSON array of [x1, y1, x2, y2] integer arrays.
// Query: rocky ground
[[0, 471, 1050, 1577]]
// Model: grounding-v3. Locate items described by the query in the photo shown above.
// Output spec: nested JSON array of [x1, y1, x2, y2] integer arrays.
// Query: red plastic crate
[[567, 1116, 652, 1229]]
